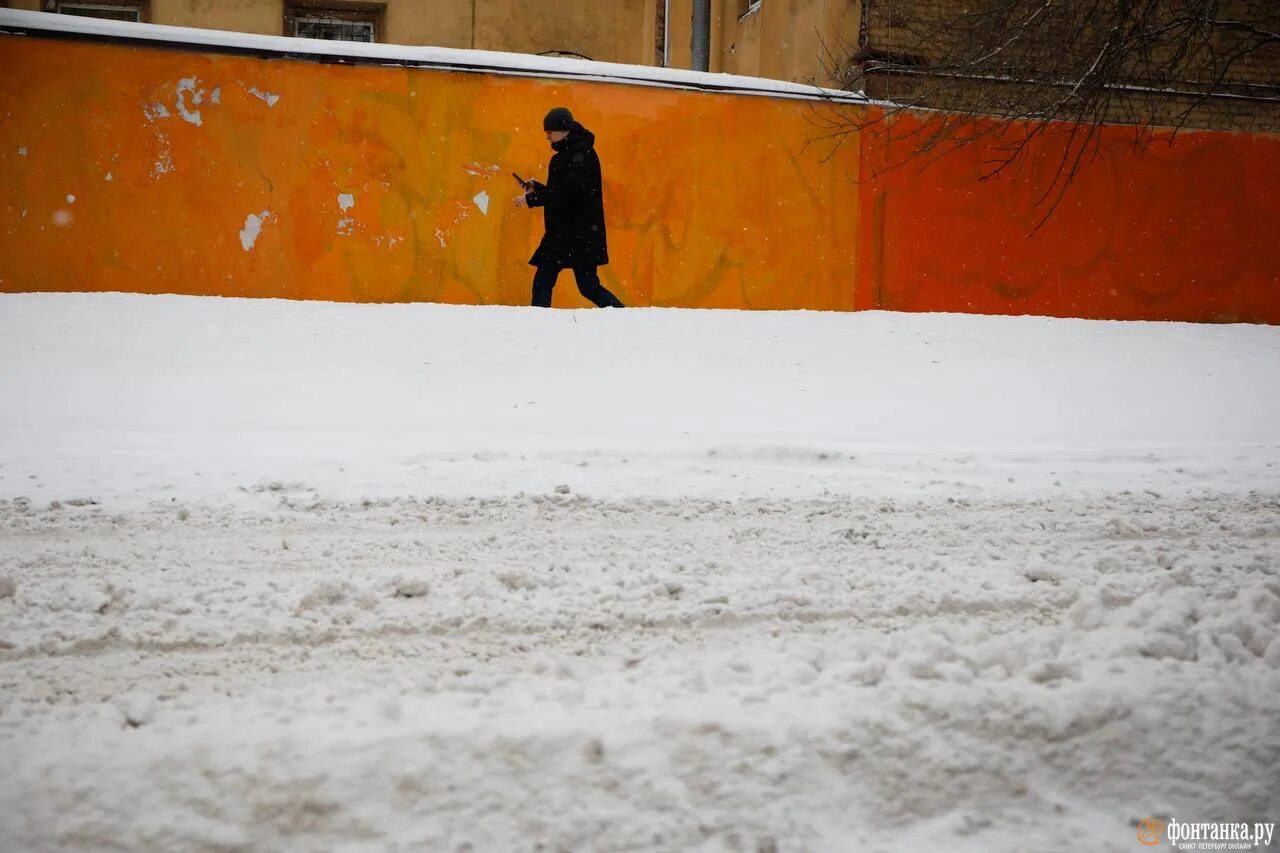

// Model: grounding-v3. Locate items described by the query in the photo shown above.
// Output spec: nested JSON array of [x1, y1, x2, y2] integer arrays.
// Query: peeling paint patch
[[211, 88, 221, 104], [51, 210, 73, 228], [66, 195, 76, 204], [153, 146, 174, 178], [239, 210, 273, 252], [336, 193, 357, 235], [473, 191, 490, 215], [17, 146, 27, 157], [464, 162, 500, 177], [435, 228, 448, 248], [243, 84, 280, 108], [176, 78, 204, 126], [145, 98, 176, 176], [105, 172, 113, 182]]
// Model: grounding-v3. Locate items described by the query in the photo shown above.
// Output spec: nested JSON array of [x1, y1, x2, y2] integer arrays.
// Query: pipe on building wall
[[692, 0, 710, 71], [663, 0, 671, 66]]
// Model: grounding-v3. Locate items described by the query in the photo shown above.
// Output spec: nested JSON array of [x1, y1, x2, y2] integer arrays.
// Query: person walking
[[514, 107, 625, 308]]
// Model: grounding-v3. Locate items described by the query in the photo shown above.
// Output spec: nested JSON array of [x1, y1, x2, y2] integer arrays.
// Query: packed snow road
[[2, 491, 1277, 852]]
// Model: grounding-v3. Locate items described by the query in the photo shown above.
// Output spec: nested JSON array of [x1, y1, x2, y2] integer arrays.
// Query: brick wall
[[855, 0, 1280, 133]]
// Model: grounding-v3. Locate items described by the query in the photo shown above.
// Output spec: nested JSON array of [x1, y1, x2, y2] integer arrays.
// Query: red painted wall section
[[857, 112, 1280, 323]]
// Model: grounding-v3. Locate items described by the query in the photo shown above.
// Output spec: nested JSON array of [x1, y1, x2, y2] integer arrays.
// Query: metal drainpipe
[[692, 0, 711, 71], [663, 0, 671, 66]]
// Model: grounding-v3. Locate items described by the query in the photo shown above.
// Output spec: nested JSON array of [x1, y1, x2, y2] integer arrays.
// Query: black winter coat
[[526, 123, 609, 268]]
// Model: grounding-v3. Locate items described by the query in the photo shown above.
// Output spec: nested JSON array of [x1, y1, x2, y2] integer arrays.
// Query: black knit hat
[[543, 107, 575, 132]]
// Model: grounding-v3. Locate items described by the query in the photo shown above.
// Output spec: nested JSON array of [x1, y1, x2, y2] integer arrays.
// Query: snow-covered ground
[[1, 293, 1278, 852]]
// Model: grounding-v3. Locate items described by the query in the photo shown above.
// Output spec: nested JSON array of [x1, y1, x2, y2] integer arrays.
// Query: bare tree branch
[[811, 0, 1280, 226]]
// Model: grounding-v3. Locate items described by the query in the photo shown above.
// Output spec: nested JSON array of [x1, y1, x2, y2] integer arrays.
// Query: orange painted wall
[[2, 29, 1277, 322], [0, 34, 860, 310], [856, 112, 1280, 323]]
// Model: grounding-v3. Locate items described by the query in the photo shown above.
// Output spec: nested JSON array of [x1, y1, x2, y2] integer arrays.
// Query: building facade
[[2, 0, 860, 85], [660, 0, 858, 87], [4, 0, 1276, 131], [1, 0, 659, 66]]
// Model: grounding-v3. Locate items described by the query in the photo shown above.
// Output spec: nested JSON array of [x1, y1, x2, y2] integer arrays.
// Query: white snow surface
[[1, 293, 1278, 852]]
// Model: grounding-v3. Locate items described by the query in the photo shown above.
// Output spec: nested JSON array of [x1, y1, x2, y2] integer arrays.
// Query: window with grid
[[57, 2, 142, 22], [287, 6, 379, 43], [740, 0, 761, 20]]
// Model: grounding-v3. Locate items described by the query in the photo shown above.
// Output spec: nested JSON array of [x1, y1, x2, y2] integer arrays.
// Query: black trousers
[[531, 265, 625, 308]]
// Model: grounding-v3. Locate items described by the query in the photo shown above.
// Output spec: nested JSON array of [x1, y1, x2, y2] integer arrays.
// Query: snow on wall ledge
[[1, 9, 1278, 320]]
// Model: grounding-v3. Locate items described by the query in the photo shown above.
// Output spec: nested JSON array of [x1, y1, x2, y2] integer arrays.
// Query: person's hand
[[514, 193, 528, 209]]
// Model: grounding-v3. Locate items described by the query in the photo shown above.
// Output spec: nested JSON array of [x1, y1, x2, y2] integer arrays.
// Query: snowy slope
[[1, 293, 1278, 507], [0, 293, 1278, 853]]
